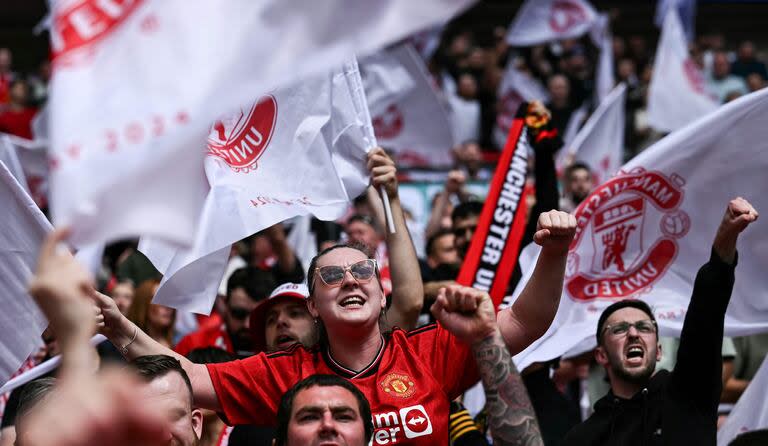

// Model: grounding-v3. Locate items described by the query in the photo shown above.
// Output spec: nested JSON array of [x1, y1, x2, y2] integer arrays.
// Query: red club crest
[[549, 0, 588, 33], [206, 96, 277, 173], [372, 104, 404, 139], [565, 168, 690, 301]]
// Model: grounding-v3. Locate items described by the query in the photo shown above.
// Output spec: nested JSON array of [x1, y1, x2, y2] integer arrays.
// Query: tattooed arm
[[472, 330, 543, 446]]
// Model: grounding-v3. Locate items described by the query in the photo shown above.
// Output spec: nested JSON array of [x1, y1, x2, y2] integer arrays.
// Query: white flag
[[493, 63, 550, 148], [362, 45, 454, 167], [512, 88, 768, 369], [0, 161, 49, 386], [718, 355, 768, 445], [506, 0, 597, 47], [1, 135, 49, 209], [48, 0, 477, 248], [591, 14, 615, 104], [141, 62, 373, 313], [560, 83, 626, 185], [0, 135, 29, 195], [647, 9, 718, 133]]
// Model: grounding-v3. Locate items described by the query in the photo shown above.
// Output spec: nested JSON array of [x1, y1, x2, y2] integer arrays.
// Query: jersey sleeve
[[206, 351, 302, 426], [406, 323, 480, 400]]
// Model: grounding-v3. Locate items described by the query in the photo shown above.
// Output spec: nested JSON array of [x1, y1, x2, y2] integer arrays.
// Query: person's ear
[[656, 341, 663, 362], [307, 298, 319, 318], [595, 345, 609, 367], [191, 409, 204, 440]]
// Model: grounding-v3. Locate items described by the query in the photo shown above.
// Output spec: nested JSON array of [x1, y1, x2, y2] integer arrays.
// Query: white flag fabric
[[0, 161, 49, 386], [48, 0, 476, 248], [506, 0, 597, 47], [0, 135, 29, 195], [0, 135, 48, 208], [493, 63, 550, 148], [647, 9, 718, 133], [560, 83, 626, 185], [591, 14, 615, 104], [718, 355, 768, 445], [511, 88, 768, 369], [655, 0, 696, 43], [361, 44, 454, 167], [141, 62, 373, 313]]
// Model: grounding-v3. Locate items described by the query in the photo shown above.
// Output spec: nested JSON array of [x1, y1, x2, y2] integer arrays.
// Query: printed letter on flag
[[141, 62, 373, 314], [0, 161, 49, 386], [506, 0, 597, 47], [361, 44, 454, 167], [48, 0, 477, 248], [647, 9, 718, 132], [559, 83, 626, 185], [456, 120, 530, 309], [510, 88, 768, 369]]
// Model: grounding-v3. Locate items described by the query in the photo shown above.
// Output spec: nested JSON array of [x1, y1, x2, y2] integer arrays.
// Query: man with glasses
[[564, 197, 759, 446], [175, 267, 276, 358]]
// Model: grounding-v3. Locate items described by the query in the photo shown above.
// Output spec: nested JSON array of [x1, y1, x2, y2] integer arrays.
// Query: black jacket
[[563, 250, 736, 446]]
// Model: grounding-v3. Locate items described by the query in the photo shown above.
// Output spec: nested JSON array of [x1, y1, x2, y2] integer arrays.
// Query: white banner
[[493, 63, 550, 148], [506, 0, 597, 47], [48, 0, 476, 248], [647, 9, 718, 133], [591, 14, 615, 104], [362, 44, 454, 167], [141, 62, 373, 314], [560, 83, 626, 185], [512, 88, 768, 369], [0, 161, 49, 386], [718, 355, 768, 445]]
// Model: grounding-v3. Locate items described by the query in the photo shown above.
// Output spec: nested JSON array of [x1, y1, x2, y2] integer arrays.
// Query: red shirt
[[0, 107, 37, 139], [207, 323, 479, 445], [175, 324, 234, 357]]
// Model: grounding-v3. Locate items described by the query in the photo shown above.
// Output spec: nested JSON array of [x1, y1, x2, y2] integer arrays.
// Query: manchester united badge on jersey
[[381, 373, 415, 398]]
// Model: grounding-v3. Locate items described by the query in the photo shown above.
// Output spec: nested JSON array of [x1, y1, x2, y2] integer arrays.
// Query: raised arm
[[93, 291, 220, 411], [672, 197, 758, 411], [367, 147, 424, 331], [432, 285, 543, 445], [498, 210, 576, 355]]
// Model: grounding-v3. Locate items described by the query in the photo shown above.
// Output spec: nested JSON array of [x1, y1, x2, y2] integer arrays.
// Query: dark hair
[[186, 347, 235, 364], [226, 267, 277, 302], [274, 375, 373, 446], [426, 228, 454, 258], [16, 377, 57, 421], [451, 201, 484, 224], [596, 300, 656, 344], [130, 355, 194, 405], [729, 429, 768, 446], [347, 214, 375, 228], [565, 162, 592, 179]]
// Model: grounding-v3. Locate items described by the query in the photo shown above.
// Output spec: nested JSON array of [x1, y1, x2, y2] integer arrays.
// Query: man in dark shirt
[[564, 197, 759, 446]]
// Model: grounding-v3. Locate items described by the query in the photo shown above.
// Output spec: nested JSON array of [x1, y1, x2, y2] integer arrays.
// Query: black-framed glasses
[[602, 320, 657, 338], [314, 259, 377, 287]]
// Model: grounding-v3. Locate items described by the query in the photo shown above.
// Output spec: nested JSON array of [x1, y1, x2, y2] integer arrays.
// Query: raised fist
[[430, 285, 497, 345], [533, 210, 577, 255]]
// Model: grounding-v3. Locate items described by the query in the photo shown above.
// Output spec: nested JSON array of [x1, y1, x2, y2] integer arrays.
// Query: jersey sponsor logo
[[549, 0, 589, 33], [52, 0, 145, 65], [371, 404, 433, 444], [565, 168, 689, 301], [206, 95, 277, 173], [380, 373, 415, 398], [372, 104, 404, 139]]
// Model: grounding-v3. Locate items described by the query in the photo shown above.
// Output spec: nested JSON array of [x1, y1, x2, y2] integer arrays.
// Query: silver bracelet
[[119, 326, 138, 356]]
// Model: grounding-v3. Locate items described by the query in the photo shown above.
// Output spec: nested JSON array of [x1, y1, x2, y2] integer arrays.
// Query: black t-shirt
[[227, 425, 275, 446]]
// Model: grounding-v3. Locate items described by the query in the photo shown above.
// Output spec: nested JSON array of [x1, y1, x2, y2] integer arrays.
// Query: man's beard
[[612, 360, 656, 386]]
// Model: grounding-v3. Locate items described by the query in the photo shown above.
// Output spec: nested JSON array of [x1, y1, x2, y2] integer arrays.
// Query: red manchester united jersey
[[175, 324, 234, 357], [206, 323, 480, 445]]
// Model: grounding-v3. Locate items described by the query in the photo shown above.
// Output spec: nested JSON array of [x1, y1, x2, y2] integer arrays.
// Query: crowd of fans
[[1, 4, 768, 446]]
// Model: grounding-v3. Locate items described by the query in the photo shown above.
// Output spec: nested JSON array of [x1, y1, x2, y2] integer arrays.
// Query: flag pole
[[380, 186, 396, 234]]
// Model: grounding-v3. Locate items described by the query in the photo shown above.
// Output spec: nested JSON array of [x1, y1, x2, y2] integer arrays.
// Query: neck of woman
[[326, 324, 383, 372]]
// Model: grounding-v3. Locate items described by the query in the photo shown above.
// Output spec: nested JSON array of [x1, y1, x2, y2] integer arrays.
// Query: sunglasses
[[314, 259, 377, 288], [602, 320, 657, 338]]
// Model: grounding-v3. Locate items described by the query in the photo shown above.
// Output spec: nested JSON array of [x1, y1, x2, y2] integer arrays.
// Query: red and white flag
[[511, 88, 768, 369], [48, 0, 477, 248], [0, 161, 48, 386], [506, 0, 597, 47], [648, 9, 718, 132], [362, 44, 454, 167], [718, 355, 768, 445], [559, 83, 626, 185], [140, 62, 373, 313], [493, 63, 549, 148]]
